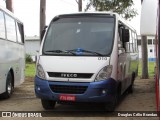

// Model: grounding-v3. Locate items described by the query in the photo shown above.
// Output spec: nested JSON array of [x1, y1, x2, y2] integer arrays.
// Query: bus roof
[[0, 5, 23, 24], [54, 11, 136, 32]]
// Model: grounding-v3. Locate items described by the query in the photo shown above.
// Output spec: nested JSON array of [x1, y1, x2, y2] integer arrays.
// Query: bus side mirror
[[40, 26, 48, 42], [122, 29, 129, 43]]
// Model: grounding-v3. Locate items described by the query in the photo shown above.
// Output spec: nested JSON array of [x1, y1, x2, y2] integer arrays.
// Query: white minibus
[[0, 6, 25, 99], [35, 12, 139, 111]]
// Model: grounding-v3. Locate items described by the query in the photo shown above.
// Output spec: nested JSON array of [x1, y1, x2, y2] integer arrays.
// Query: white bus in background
[[35, 12, 139, 111], [0, 6, 25, 99]]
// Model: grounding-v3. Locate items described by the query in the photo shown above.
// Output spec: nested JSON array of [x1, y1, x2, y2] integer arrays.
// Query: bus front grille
[[47, 72, 93, 78], [49, 85, 88, 94]]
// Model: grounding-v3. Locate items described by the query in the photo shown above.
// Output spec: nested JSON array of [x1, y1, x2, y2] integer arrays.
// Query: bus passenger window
[[5, 14, 17, 42], [16, 22, 24, 44], [0, 11, 5, 39]]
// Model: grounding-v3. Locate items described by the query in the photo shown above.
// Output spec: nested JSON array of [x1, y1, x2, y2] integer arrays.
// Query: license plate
[[59, 95, 76, 101]]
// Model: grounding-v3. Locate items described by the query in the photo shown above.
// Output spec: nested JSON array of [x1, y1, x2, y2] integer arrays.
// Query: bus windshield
[[43, 16, 115, 56]]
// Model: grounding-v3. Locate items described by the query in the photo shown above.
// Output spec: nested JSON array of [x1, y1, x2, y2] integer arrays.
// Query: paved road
[[0, 77, 158, 120]]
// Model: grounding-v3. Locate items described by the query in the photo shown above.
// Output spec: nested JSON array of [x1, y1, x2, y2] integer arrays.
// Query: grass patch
[[138, 61, 155, 77], [25, 63, 36, 77]]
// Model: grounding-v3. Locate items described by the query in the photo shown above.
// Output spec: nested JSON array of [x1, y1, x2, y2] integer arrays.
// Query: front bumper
[[34, 76, 117, 103]]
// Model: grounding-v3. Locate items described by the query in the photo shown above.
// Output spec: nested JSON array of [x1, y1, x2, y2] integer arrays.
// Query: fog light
[[102, 89, 107, 94], [37, 86, 41, 91]]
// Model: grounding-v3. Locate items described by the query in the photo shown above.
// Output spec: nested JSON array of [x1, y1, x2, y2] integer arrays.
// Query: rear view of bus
[[35, 13, 139, 111], [0, 6, 25, 99]]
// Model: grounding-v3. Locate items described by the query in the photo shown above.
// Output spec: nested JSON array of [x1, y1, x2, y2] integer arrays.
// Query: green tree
[[85, 0, 137, 20], [75, 0, 83, 11]]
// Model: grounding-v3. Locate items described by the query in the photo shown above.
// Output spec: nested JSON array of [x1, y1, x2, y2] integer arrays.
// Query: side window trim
[[118, 21, 138, 53], [5, 14, 17, 42], [134, 33, 138, 52], [16, 21, 24, 44]]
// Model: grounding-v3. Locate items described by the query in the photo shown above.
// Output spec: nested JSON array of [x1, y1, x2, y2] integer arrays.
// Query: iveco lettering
[[34, 12, 139, 111], [61, 73, 77, 78]]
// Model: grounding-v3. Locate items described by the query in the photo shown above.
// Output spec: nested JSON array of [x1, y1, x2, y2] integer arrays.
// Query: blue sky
[[0, 0, 141, 36]]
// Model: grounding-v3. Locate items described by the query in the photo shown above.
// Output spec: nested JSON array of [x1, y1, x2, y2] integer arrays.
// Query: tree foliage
[[25, 54, 33, 63], [85, 0, 138, 20]]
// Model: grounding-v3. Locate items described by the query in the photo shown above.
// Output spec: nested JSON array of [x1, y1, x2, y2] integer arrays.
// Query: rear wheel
[[1, 72, 13, 99], [41, 99, 56, 110], [128, 84, 133, 93]]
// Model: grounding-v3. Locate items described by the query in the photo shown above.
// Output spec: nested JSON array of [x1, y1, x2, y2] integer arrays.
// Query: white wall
[[25, 37, 40, 61], [138, 35, 156, 61]]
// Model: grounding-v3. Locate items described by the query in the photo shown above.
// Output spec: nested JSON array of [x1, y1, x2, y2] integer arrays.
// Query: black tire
[[117, 83, 121, 101], [1, 72, 13, 99], [128, 84, 133, 93], [104, 95, 117, 112], [104, 83, 121, 112], [41, 99, 56, 110]]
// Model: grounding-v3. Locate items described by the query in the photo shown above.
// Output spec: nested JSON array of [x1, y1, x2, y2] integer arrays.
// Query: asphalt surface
[[0, 77, 158, 120]]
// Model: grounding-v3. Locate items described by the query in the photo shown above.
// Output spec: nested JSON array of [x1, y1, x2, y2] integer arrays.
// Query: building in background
[[138, 35, 156, 62], [25, 36, 40, 61]]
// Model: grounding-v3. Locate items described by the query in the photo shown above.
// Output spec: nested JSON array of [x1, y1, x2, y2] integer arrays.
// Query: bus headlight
[[36, 63, 46, 79], [95, 65, 112, 81]]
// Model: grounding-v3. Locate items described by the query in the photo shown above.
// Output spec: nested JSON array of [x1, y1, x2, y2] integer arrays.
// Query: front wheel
[[41, 99, 56, 110], [104, 95, 117, 112]]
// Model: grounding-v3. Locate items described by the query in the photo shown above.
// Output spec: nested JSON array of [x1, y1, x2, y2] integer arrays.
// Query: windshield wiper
[[45, 50, 63, 53], [45, 50, 76, 55], [67, 49, 104, 56]]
